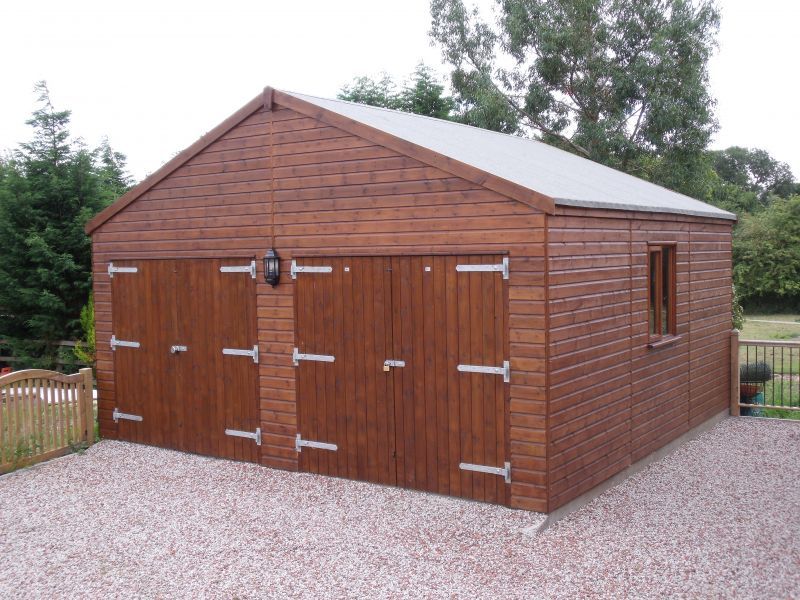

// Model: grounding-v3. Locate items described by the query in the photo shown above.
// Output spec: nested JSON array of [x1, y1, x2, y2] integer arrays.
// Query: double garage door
[[110, 258, 260, 462], [294, 255, 510, 505]]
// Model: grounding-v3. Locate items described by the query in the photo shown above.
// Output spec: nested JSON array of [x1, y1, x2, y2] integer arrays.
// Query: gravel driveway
[[1, 417, 798, 599]]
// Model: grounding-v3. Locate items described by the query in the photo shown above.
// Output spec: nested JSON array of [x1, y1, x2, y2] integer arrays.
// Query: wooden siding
[[91, 104, 548, 511], [547, 209, 732, 510]]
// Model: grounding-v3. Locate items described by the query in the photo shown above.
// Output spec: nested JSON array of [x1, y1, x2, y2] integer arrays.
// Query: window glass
[[649, 249, 659, 335], [662, 247, 671, 335]]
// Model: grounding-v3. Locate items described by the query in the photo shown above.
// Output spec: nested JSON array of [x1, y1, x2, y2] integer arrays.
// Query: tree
[[430, 0, 720, 192], [338, 74, 399, 109], [733, 195, 800, 310], [0, 82, 130, 369], [338, 64, 456, 119], [711, 146, 797, 206], [396, 64, 456, 119]]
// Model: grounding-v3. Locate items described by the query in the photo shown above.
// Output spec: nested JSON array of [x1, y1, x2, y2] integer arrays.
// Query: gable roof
[[86, 86, 734, 234], [285, 92, 735, 221]]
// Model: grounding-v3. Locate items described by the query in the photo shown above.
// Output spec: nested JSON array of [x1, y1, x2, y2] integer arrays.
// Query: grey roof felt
[[288, 92, 735, 221]]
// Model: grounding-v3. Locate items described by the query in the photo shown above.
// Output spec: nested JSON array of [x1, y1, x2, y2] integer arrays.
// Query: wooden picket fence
[[0, 368, 95, 473]]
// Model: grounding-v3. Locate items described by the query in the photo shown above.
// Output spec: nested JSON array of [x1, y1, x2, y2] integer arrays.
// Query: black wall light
[[264, 249, 280, 287]]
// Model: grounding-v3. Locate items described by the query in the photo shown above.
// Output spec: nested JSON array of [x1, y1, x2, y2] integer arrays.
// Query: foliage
[[73, 293, 95, 366], [396, 65, 457, 119], [733, 196, 800, 310], [731, 285, 744, 330], [429, 0, 720, 194], [739, 361, 772, 384], [339, 64, 456, 119], [0, 82, 131, 369], [711, 146, 798, 206], [338, 74, 399, 109]]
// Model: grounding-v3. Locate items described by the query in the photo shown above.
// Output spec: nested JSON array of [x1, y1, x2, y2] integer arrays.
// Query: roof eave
[[553, 197, 737, 222]]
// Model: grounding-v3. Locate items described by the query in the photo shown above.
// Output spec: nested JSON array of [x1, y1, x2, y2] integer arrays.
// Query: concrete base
[[528, 409, 731, 534]]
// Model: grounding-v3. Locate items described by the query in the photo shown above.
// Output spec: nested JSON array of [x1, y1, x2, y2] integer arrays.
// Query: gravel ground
[[1, 417, 798, 599]]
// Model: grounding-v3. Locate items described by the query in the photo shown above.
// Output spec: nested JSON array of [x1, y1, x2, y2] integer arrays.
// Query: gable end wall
[[91, 104, 549, 511]]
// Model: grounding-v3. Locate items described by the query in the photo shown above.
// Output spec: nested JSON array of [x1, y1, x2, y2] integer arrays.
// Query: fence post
[[730, 329, 740, 416], [79, 368, 95, 444]]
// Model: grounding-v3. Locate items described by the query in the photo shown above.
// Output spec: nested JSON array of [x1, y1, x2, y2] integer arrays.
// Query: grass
[[739, 313, 800, 420], [740, 314, 800, 341]]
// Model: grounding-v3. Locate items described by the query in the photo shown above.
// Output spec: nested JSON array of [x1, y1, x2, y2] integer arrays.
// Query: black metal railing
[[739, 339, 800, 418]]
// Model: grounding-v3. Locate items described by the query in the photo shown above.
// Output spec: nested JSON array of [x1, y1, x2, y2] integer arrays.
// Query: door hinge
[[225, 427, 262, 445], [295, 434, 338, 452], [110, 335, 141, 351], [113, 408, 143, 423], [290, 260, 333, 279], [455, 257, 509, 280], [459, 461, 511, 484], [292, 348, 335, 366], [108, 262, 138, 278], [457, 360, 510, 383], [219, 260, 256, 279], [222, 345, 259, 364]]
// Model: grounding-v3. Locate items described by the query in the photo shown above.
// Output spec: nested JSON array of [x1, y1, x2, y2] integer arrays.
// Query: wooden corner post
[[80, 367, 96, 444], [730, 330, 740, 416]]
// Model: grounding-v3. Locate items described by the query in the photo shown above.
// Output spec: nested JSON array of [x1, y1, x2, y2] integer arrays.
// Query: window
[[648, 244, 676, 339]]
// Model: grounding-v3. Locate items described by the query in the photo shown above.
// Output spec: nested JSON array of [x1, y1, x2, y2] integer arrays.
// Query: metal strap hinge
[[459, 461, 511, 484], [295, 434, 338, 453], [290, 260, 333, 279], [292, 348, 335, 366], [110, 335, 140, 351], [225, 427, 261, 445], [455, 257, 509, 279], [219, 260, 256, 279], [222, 345, 259, 364], [113, 408, 143, 423], [108, 262, 138, 278], [457, 360, 510, 383]]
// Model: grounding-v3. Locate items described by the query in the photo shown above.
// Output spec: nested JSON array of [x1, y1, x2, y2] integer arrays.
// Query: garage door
[[294, 255, 510, 504], [109, 258, 260, 462]]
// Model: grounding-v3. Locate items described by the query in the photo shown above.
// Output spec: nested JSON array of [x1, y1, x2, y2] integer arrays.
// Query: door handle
[[170, 345, 188, 354]]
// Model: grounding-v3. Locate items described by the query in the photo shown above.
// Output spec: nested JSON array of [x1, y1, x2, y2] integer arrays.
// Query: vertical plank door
[[294, 254, 509, 505], [174, 259, 260, 463], [452, 255, 509, 505], [111, 260, 178, 447], [391, 255, 509, 504], [294, 257, 396, 484]]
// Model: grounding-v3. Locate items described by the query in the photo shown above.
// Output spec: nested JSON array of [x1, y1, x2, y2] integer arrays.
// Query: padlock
[[383, 363, 391, 372]]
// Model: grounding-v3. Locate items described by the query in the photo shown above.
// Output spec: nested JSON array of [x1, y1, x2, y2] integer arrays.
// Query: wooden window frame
[[647, 242, 678, 347]]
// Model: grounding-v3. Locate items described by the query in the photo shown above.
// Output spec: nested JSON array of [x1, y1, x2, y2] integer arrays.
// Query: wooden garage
[[86, 87, 736, 513]]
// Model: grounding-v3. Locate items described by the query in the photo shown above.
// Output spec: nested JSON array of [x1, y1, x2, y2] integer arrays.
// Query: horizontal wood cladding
[[547, 210, 732, 510], [90, 103, 547, 510]]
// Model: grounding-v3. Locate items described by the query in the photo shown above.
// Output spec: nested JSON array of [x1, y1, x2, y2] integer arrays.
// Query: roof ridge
[[282, 89, 543, 144]]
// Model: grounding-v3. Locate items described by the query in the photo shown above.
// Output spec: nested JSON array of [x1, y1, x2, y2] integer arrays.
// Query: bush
[[734, 196, 800, 309], [740, 361, 772, 383]]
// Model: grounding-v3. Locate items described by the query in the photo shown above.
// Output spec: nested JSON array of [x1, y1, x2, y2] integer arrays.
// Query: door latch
[[383, 359, 405, 371], [170, 345, 188, 353]]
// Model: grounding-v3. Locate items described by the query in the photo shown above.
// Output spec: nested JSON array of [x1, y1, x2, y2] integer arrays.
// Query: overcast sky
[[1, 0, 798, 182]]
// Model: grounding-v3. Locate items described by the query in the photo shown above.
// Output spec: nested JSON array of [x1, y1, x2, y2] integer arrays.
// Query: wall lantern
[[264, 249, 280, 287]]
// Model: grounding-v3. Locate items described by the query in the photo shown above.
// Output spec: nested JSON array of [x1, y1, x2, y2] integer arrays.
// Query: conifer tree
[[0, 82, 131, 368]]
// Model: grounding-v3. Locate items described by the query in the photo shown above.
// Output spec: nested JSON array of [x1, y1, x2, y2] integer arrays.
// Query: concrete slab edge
[[525, 409, 731, 535]]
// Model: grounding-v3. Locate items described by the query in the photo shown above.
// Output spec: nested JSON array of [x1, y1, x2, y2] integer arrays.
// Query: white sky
[[1, 0, 798, 182]]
